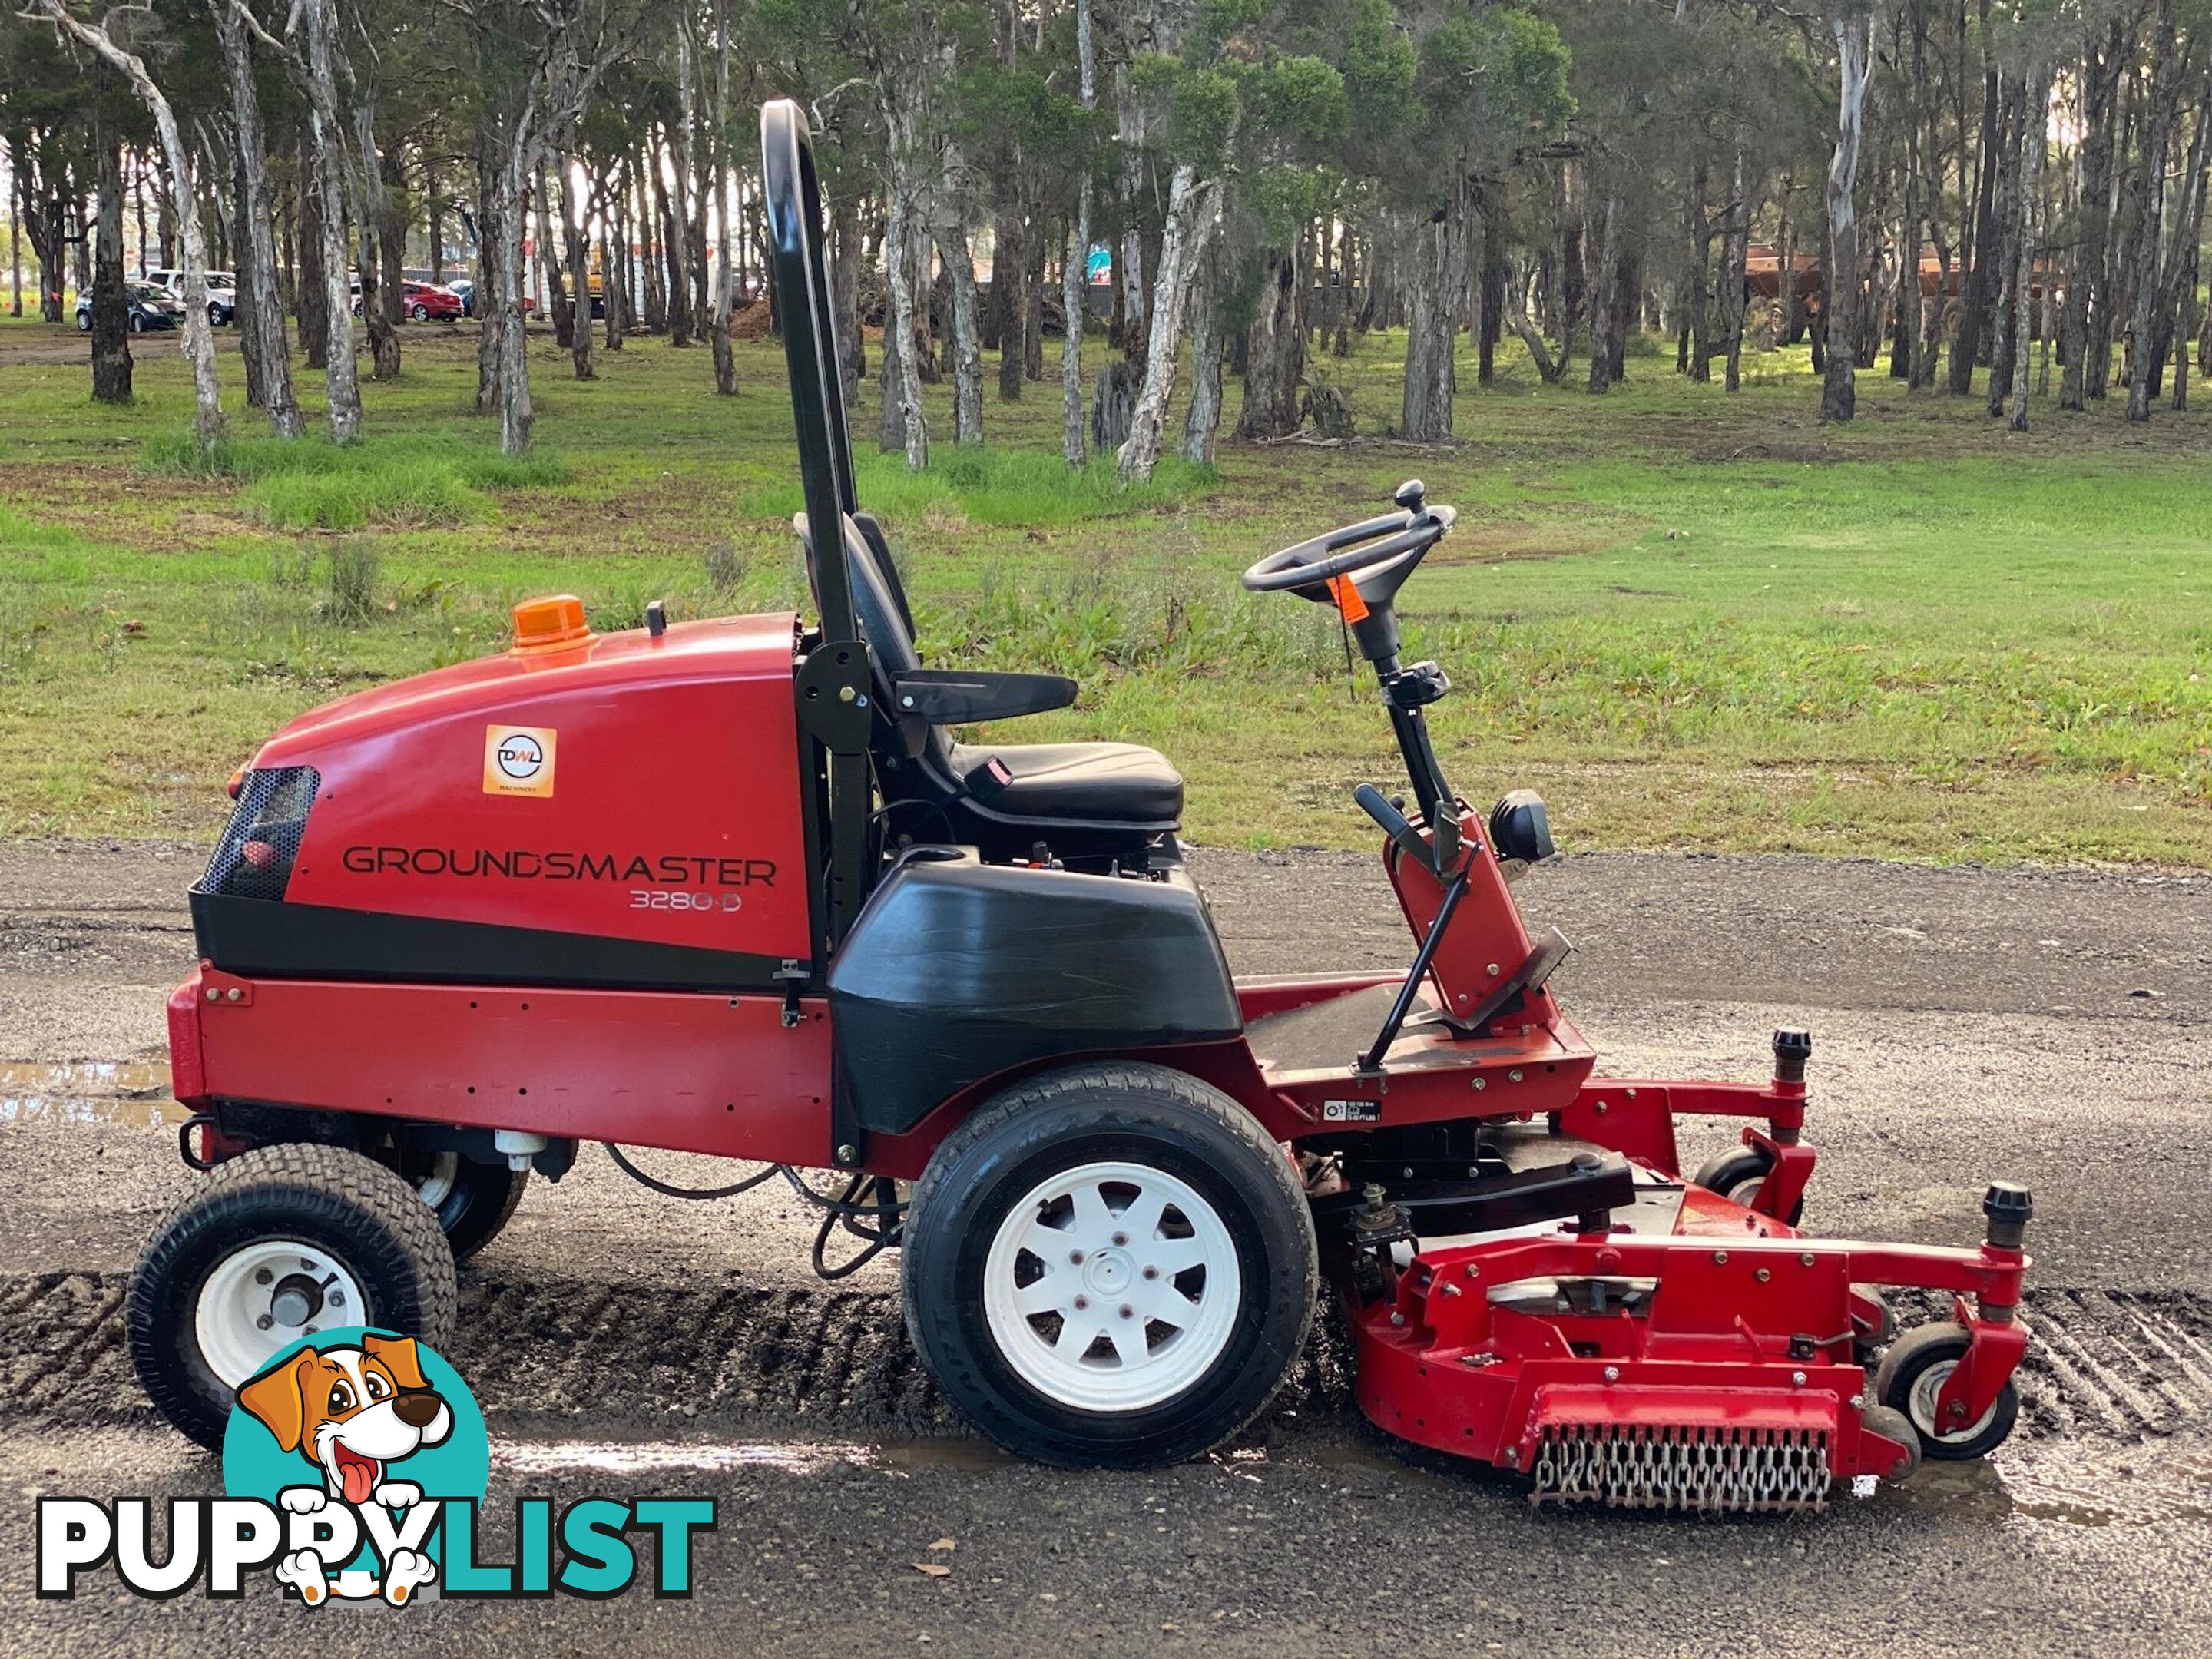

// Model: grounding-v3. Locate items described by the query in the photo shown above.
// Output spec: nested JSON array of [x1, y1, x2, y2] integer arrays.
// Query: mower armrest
[[892, 670, 1078, 725]]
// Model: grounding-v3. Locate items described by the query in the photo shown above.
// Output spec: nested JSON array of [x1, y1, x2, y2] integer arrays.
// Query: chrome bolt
[[328, 1292, 344, 1308], [256, 1314, 273, 1330], [1389, 1311, 1406, 1327], [225, 988, 242, 1002], [1486, 962, 1500, 976], [1713, 1251, 1729, 1264], [834, 1143, 859, 1164], [1508, 1068, 1523, 1083], [1791, 1370, 1807, 1387], [1471, 1077, 1486, 1091], [1464, 1264, 1481, 1280], [1800, 1253, 1816, 1267], [205, 987, 219, 1002], [1755, 1268, 1771, 1283], [1594, 1101, 1608, 1115], [837, 684, 856, 702], [1624, 1088, 1637, 1099], [1603, 1366, 1621, 1382], [1849, 1394, 1865, 1409]]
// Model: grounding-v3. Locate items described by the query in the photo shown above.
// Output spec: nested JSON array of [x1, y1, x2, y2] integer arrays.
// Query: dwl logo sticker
[[38, 1329, 713, 1604]]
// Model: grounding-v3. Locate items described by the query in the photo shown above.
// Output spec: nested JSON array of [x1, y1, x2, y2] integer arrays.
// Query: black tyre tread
[[1873, 1321, 2020, 1461], [903, 1061, 1317, 1469], [440, 1162, 530, 1262], [127, 1144, 458, 1450], [1691, 1145, 1805, 1227]]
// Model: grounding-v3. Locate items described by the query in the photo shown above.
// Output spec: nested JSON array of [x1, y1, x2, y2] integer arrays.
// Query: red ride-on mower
[[129, 102, 2032, 1509]]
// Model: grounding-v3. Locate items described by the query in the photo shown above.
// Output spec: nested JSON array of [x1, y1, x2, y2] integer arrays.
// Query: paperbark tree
[[1061, 0, 1095, 466], [2127, 0, 2180, 422], [1820, 8, 1871, 423], [31, 0, 224, 449], [215, 0, 300, 435], [1118, 164, 1215, 480], [90, 127, 131, 405], [2006, 59, 2048, 432], [1180, 239, 1222, 462]]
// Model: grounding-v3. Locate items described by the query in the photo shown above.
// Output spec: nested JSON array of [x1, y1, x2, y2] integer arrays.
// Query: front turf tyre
[[126, 1144, 458, 1450], [1691, 1144, 1806, 1227], [1874, 1322, 2021, 1462], [902, 1063, 1317, 1469]]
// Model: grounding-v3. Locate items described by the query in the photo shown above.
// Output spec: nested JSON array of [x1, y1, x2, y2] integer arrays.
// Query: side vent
[[199, 767, 320, 902]]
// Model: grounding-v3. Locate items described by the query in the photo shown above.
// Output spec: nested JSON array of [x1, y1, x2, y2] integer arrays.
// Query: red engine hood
[[254, 611, 800, 767]]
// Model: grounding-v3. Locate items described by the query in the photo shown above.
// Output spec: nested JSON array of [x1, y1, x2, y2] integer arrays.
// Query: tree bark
[[1949, 3, 2001, 396], [356, 101, 399, 382], [1686, 164, 1710, 383], [1118, 165, 1215, 481], [1822, 10, 1871, 423], [1587, 192, 1623, 394], [91, 132, 132, 406], [2128, 0, 2180, 422], [1061, 0, 1096, 467], [881, 155, 930, 468], [1722, 151, 1750, 392], [561, 154, 595, 381], [937, 216, 985, 444], [1237, 249, 1305, 439], [217, 0, 300, 435], [1181, 239, 1222, 463], [2008, 61, 2050, 431], [995, 212, 1025, 401], [298, 0, 362, 441], [2061, 23, 2121, 410], [1403, 189, 1467, 437]]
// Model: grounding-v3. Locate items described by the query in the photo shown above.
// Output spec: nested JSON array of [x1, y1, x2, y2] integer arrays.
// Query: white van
[[144, 268, 240, 326]]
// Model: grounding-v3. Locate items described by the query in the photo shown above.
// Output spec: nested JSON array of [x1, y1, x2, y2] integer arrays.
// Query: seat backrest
[[795, 511, 953, 774]]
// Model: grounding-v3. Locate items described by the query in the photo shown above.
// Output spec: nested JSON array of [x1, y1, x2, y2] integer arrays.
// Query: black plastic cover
[[1488, 789, 1555, 863], [827, 850, 1241, 1134]]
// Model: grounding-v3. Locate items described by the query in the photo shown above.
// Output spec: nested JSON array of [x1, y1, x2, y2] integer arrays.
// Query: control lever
[[1354, 783, 1436, 875]]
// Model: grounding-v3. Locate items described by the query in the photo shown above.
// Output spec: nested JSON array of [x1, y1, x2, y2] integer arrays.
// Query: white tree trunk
[[1060, 0, 1096, 467], [2008, 60, 2051, 432], [882, 171, 930, 469], [215, 1, 300, 437], [1821, 9, 1871, 423], [299, 0, 361, 442], [1113, 59, 1147, 366], [1181, 242, 1222, 462], [937, 217, 985, 443], [1118, 166, 1215, 482], [35, 1, 224, 448]]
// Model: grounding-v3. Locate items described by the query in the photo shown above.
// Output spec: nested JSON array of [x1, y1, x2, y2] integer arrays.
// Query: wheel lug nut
[[329, 1292, 345, 1307], [1073, 1296, 1088, 1310], [1112, 1233, 1128, 1247], [254, 1269, 273, 1286], [1142, 1266, 1158, 1280], [1119, 1305, 1134, 1320], [256, 1314, 273, 1330], [1070, 1250, 1085, 1265]]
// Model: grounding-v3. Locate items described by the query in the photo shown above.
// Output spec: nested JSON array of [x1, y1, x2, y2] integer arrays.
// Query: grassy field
[[2, 312, 2208, 865]]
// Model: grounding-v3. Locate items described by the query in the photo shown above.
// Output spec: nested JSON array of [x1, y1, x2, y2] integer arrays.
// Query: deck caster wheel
[[1691, 1145, 1805, 1226], [1874, 1323, 2020, 1461], [126, 1144, 458, 1449], [1858, 1402, 1922, 1482], [407, 1151, 529, 1262], [902, 1063, 1317, 1469]]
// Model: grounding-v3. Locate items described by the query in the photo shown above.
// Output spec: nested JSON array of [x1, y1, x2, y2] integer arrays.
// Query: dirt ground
[[0, 839, 2207, 1654]]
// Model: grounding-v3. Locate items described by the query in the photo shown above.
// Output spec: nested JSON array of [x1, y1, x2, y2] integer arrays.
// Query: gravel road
[[0, 839, 2207, 1656]]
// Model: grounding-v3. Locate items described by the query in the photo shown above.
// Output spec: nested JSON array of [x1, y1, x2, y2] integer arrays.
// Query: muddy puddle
[[0, 1061, 184, 1128]]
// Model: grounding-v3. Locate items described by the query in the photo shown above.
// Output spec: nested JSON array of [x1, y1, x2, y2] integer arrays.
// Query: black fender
[[826, 850, 1242, 1136]]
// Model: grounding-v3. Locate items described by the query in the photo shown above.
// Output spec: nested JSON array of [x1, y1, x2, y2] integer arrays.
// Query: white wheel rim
[[1905, 1356, 2000, 1443], [415, 1152, 459, 1209], [982, 1160, 1241, 1413], [194, 1240, 366, 1387]]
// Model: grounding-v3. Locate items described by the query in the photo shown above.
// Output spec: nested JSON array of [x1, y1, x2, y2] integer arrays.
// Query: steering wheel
[[1242, 478, 1455, 597]]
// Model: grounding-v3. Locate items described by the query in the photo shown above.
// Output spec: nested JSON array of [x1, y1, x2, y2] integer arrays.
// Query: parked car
[[400, 280, 465, 321], [445, 276, 476, 316], [76, 283, 184, 333], [145, 267, 238, 326]]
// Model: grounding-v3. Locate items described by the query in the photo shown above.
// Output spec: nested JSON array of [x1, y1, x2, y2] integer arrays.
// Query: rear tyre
[[1691, 1145, 1806, 1227], [410, 303, 429, 321], [1874, 1322, 2020, 1461], [126, 1144, 457, 1449], [409, 1151, 529, 1261], [902, 1063, 1317, 1469]]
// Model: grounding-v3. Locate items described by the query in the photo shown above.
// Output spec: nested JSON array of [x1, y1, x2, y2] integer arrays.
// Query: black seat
[[816, 514, 1185, 854]]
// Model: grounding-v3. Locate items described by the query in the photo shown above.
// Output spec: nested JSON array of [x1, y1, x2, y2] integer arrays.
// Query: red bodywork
[[167, 614, 2031, 1498]]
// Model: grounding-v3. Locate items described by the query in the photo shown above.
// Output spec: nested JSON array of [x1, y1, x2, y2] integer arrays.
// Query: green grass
[[0, 317, 2208, 865]]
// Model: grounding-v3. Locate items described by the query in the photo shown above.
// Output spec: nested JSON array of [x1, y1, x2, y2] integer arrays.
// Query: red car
[[401, 280, 464, 321]]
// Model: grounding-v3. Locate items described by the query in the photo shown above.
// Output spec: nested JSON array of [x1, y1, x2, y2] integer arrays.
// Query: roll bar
[[760, 98, 859, 644]]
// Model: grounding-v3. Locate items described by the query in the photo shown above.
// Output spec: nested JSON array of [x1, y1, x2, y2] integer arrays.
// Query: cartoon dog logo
[[235, 1333, 453, 1605]]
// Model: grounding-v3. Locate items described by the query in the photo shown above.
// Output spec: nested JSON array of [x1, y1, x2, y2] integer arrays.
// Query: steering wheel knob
[[1392, 478, 1426, 515]]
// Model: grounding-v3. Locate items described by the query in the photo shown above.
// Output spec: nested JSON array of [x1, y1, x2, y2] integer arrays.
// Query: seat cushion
[[950, 740, 1184, 827]]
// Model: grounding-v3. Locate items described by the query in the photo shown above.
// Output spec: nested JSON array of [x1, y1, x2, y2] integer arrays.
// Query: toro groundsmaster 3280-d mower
[[128, 101, 2033, 1512]]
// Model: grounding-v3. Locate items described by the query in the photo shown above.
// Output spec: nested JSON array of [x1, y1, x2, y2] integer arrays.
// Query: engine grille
[[200, 767, 319, 902], [1532, 1421, 1833, 1515]]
